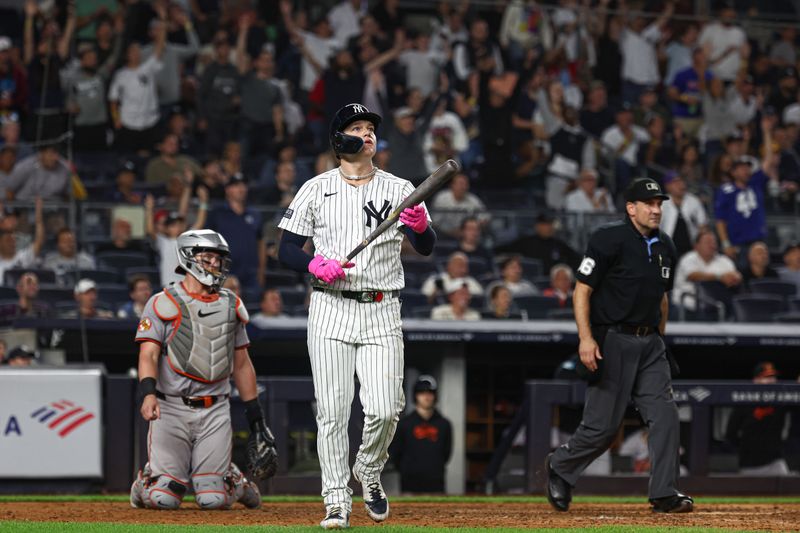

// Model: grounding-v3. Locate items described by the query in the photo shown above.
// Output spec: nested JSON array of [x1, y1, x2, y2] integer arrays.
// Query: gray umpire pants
[[550, 330, 680, 500]]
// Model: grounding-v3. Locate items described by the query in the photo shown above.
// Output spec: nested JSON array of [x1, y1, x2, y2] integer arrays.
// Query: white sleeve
[[277, 180, 317, 236], [108, 72, 122, 101], [642, 23, 662, 43]]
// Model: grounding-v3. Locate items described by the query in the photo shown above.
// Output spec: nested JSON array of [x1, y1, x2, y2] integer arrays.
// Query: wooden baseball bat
[[344, 159, 460, 262]]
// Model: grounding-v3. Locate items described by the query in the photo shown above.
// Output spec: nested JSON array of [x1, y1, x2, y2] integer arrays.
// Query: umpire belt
[[608, 324, 657, 337], [313, 287, 399, 303], [155, 391, 229, 409]]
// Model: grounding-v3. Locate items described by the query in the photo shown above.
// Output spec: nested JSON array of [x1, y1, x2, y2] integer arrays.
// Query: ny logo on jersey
[[363, 199, 392, 228], [349, 103, 368, 114]]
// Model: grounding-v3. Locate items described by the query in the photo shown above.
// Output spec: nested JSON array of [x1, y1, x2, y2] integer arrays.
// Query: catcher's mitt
[[247, 419, 278, 480]]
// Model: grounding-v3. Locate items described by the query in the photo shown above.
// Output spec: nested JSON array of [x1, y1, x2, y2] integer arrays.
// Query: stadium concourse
[[2, 0, 800, 516]]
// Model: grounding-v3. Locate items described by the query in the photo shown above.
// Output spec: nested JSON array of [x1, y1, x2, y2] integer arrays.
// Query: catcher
[[130, 229, 277, 510]]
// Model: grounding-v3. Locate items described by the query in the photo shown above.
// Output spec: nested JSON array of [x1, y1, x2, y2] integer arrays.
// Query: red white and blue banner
[[0, 367, 103, 477]]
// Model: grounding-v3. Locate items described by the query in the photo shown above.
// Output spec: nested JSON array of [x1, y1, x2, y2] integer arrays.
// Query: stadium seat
[[37, 286, 75, 303], [519, 258, 544, 279], [0, 287, 17, 299], [791, 297, 800, 312], [748, 280, 797, 299], [547, 307, 575, 320], [774, 312, 800, 323], [433, 240, 459, 257], [532, 276, 551, 291], [96, 284, 133, 306], [124, 267, 161, 288], [696, 281, 739, 319], [732, 295, 787, 322], [278, 287, 308, 308], [62, 268, 121, 286], [513, 295, 561, 319], [400, 290, 429, 315], [263, 269, 301, 287], [412, 306, 435, 319], [96, 251, 152, 270], [402, 257, 439, 278], [3, 268, 57, 287], [290, 305, 309, 317]]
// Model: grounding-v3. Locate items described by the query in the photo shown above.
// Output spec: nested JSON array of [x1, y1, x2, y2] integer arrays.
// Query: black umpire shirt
[[575, 216, 677, 328]]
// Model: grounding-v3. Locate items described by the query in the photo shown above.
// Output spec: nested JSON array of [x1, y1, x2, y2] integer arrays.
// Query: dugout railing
[[510, 380, 800, 495]]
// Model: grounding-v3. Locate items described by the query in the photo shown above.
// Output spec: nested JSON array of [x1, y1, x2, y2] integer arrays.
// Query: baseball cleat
[[320, 505, 350, 529], [650, 493, 694, 513], [353, 470, 389, 522], [130, 470, 145, 509]]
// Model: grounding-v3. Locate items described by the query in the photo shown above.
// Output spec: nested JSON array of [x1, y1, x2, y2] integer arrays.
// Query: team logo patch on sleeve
[[138, 318, 152, 332], [283, 208, 294, 219]]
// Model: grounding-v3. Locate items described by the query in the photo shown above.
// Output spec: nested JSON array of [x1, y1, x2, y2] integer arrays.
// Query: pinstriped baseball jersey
[[277, 168, 431, 291]]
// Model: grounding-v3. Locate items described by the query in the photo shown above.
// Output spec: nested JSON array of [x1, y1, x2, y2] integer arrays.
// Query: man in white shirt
[[619, 1, 673, 104], [399, 31, 448, 99], [328, 0, 365, 47], [430, 173, 490, 237], [421, 252, 483, 302], [280, 0, 342, 93], [564, 169, 615, 213], [660, 171, 708, 258], [108, 25, 166, 153], [0, 198, 43, 283], [672, 230, 742, 311], [729, 74, 759, 126], [600, 104, 649, 192], [698, 6, 748, 83], [250, 288, 290, 327], [430, 280, 481, 321]]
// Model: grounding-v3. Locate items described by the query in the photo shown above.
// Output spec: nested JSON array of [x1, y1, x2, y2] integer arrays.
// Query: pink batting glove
[[399, 204, 428, 233], [308, 255, 354, 284]]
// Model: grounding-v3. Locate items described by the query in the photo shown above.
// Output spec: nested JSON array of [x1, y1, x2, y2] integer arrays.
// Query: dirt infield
[[1, 501, 799, 531]]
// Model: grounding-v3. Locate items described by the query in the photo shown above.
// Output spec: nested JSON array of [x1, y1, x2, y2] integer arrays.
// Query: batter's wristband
[[139, 377, 157, 398], [244, 398, 265, 430]]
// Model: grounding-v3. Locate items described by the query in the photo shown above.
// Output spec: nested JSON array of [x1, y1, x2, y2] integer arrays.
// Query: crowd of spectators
[[0, 0, 799, 325]]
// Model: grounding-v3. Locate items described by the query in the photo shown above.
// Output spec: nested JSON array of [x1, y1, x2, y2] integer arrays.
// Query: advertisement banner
[[0, 367, 103, 478]]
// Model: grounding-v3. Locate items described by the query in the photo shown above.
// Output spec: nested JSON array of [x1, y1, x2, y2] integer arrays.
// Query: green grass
[[0, 523, 766, 533], [1, 494, 799, 504]]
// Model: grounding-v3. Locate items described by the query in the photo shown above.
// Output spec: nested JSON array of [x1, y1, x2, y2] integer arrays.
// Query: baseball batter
[[278, 103, 436, 529], [130, 229, 277, 510]]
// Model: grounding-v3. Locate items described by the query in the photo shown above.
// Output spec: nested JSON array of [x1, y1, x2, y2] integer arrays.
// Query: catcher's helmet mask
[[175, 229, 232, 290], [330, 103, 382, 158]]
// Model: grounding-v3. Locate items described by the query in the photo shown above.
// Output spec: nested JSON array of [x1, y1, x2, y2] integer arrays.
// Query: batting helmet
[[329, 103, 382, 157], [175, 229, 232, 289]]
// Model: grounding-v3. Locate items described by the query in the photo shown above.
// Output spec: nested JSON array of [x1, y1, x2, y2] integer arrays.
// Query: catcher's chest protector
[[161, 285, 239, 383]]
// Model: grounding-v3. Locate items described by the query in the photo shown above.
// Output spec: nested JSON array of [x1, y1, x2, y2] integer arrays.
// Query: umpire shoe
[[320, 504, 350, 529], [353, 470, 390, 522], [650, 493, 694, 513], [545, 453, 572, 512]]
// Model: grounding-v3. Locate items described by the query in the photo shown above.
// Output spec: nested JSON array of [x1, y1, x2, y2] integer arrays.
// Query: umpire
[[545, 178, 693, 514]]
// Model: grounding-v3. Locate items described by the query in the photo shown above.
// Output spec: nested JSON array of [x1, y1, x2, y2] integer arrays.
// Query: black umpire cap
[[624, 178, 670, 203]]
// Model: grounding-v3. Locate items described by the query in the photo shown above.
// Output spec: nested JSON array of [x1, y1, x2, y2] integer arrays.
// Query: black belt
[[313, 287, 399, 303], [609, 324, 658, 337], [155, 391, 229, 409]]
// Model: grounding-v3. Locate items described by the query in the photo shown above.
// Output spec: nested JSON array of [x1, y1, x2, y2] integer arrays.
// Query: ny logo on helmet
[[364, 199, 391, 228], [349, 103, 368, 114]]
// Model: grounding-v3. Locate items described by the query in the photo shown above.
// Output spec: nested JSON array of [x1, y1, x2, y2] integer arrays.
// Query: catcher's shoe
[[320, 504, 350, 529], [225, 462, 262, 509], [130, 470, 146, 509], [353, 469, 389, 522], [650, 493, 694, 513]]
